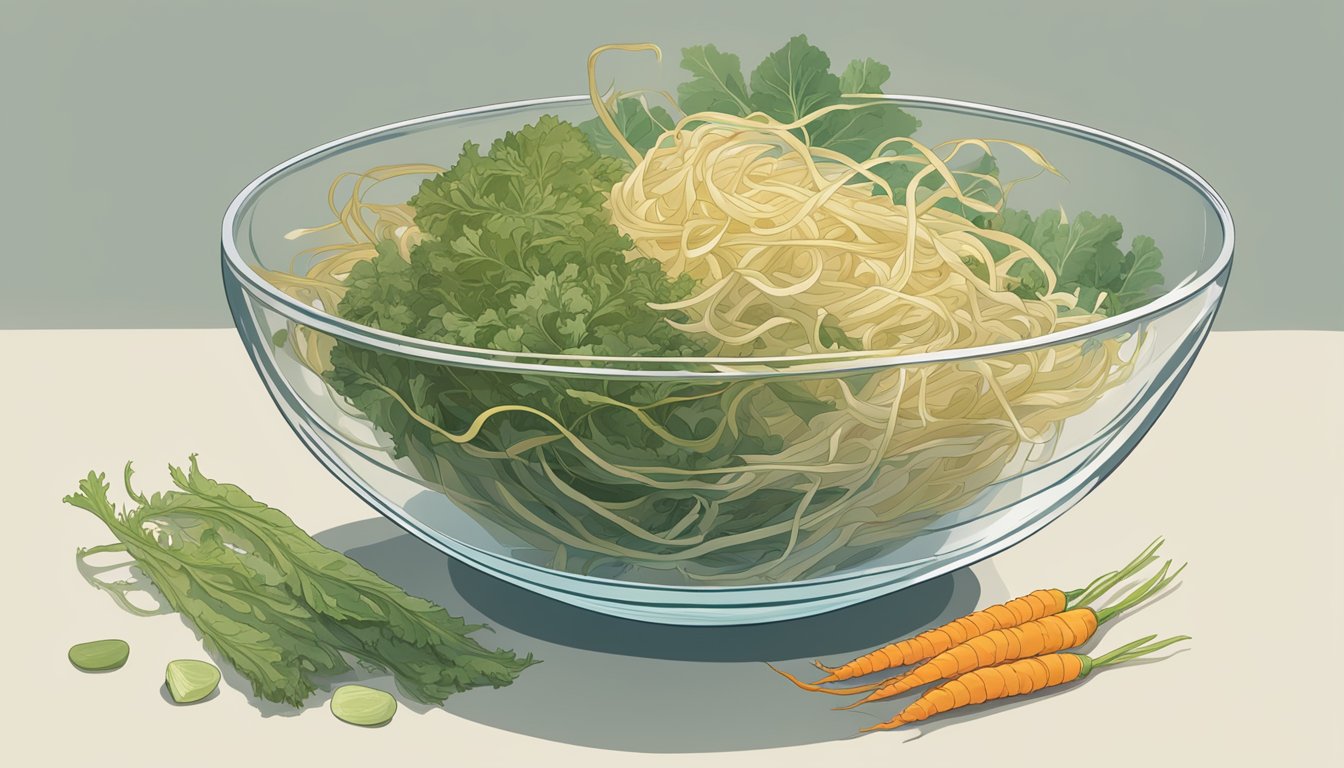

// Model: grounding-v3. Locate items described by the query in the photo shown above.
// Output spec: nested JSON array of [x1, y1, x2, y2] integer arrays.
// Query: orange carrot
[[841, 608, 1098, 705], [775, 538, 1163, 691], [861, 635, 1189, 732], [840, 558, 1183, 708], [809, 589, 1067, 683]]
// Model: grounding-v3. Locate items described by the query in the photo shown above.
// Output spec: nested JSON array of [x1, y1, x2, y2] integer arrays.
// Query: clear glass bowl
[[222, 95, 1232, 625]]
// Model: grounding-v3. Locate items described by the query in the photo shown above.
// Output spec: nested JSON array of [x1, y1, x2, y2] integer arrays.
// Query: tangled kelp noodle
[[260, 42, 1145, 584]]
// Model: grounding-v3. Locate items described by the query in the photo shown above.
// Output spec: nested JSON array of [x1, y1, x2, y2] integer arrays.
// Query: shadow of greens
[[315, 517, 993, 752]]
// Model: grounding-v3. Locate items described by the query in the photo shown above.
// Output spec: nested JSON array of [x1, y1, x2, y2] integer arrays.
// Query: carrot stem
[[1069, 537, 1164, 608], [1090, 634, 1191, 670], [860, 635, 1191, 732], [1094, 559, 1185, 624]]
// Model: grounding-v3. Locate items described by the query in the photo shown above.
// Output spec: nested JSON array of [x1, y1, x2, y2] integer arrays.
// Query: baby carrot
[[861, 634, 1190, 732], [773, 538, 1163, 692], [839, 558, 1183, 708]]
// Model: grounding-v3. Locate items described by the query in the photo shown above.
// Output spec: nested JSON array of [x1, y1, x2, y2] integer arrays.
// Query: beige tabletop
[[4, 329, 1341, 766]]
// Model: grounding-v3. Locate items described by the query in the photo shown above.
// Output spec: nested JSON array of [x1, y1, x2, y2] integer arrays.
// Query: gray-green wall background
[[4, 0, 1340, 330]]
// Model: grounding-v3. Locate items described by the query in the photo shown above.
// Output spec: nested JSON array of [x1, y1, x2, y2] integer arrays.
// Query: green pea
[[165, 659, 221, 703], [68, 639, 130, 671], [330, 685, 397, 727]]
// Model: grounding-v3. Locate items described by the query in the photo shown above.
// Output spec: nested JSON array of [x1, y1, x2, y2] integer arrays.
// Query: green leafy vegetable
[[749, 36, 920, 163], [66, 457, 536, 708], [392, 115, 694, 355], [747, 35, 841, 123], [323, 114, 839, 577], [809, 99, 915, 163], [583, 36, 919, 167], [838, 57, 890, 94], [677, 44, 753, 115], [1107, 235, 1165, 315], [744, 37, 916, 163], [988, 208, 1165, 314], [333, 116, 711, 429], [578, 97, 676, 161]]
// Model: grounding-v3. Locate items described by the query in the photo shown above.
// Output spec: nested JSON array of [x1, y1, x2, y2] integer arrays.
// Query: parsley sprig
[[67, 456, 536, 707]]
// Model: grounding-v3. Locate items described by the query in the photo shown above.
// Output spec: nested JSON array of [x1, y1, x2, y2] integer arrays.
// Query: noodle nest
[[260, 75, 1138, 584]]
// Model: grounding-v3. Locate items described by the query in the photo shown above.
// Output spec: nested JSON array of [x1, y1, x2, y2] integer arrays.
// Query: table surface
[[5, 329, 1341, 766]]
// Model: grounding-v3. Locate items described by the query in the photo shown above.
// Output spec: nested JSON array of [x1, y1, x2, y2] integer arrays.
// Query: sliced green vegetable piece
[[165, 659, 220, 703], [68, 639, 129, 671], [330, 685, 397, 727]]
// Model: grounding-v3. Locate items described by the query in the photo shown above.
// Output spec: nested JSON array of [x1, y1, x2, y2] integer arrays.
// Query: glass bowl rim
[[221, 93, 1234, 380]]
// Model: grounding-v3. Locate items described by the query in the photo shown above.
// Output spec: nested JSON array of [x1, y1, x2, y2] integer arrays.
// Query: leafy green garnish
[[747, 35, 841, 123], [319, 114, 839, 575], [988, 208, 1166, 314], [341, 115, 702, 362], [1108, 235, 1165, 315], [745, 36, 920, 163], [66, 457, 536, 707], [677, 44, 753, 115], [578, 97, 676, 162], [582, 35, 918, 167], [327, 113, 798, 453], [838, 57, 890, 93]]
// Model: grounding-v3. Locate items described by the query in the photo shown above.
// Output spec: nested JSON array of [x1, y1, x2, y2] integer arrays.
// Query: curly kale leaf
[[986, 208, 1166, 315]]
